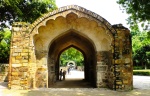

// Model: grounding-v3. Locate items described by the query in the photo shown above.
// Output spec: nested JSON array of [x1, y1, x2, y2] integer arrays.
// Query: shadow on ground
[[50, 79, 93, 88]]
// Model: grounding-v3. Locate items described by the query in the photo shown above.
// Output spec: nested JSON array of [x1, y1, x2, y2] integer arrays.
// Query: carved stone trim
[[30, 5, 116, 35]]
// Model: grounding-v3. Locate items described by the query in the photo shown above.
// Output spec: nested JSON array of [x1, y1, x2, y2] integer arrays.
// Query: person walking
[[68, 67, 71, 75], [59, 69, 63, 81], [63, 70, 66, 80]]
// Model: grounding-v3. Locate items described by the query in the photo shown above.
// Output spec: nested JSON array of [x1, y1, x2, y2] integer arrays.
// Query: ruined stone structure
[[9, 5, 133, 91]]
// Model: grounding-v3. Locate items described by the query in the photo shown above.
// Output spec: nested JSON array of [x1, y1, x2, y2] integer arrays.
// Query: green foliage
[[0, 0, 57, 29], [133, 66, 143, 70], [0, 28, 11, 63], [0, 64, 6, 72], [133, 70, 150, 76], [132, 30, 150, 69], [0, 0, 57, 63], [117, 0, 150, 31], [60, 47, 84, 66]]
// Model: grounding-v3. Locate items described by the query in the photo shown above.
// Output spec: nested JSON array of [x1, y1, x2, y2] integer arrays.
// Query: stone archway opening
[[47, 30, 97, 87], [60, 48, 84, 75], [50, 47, 89, 88]]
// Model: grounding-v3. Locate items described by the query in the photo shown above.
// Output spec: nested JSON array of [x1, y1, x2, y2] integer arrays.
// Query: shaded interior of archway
[[48, 30, 97, 88]]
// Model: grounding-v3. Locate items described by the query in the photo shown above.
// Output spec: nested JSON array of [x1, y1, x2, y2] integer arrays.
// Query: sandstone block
[[123, 80, 128, 84], [23, 49, 29, 52], [11, 80, 20, 85], [16, 56, 22, 60], [12, 64, 22, 67], [20, 80, 28, 84], [12, 53, 19, 56], [22, 63, 28, 66], [21, 53, 28, 56], [19, 67, 28, 72], [15, 60, 21, 63], [11, 85, 22, 89], [116, 81, 122, 85], [12, 72, 19, 76], [12, 57, 16, 63], [14, 49, 22, 52], [22, 60, 28, 63]]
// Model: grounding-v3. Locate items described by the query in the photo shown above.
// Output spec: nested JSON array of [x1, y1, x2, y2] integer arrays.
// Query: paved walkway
[[133, 75, 150, 89], [50, 70, 92, 88], [1, 71, 150, 96]]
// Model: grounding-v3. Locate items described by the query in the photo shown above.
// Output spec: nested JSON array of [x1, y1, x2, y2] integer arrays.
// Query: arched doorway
[[48, 30, 96, 87], [9, 5, 133, 91]]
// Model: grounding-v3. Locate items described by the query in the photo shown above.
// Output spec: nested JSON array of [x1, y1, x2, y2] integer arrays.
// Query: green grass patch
[[133, 70, 150, 76]]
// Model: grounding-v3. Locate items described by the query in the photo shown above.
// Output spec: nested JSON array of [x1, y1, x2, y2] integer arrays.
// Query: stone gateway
[[9, 5, 133, 91]]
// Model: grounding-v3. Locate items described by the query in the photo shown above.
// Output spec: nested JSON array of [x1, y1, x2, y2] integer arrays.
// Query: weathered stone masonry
[[9, 5, 133, 91]]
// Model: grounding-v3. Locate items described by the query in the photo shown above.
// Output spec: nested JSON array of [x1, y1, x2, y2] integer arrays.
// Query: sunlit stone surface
[[9, 5, 132, 91]]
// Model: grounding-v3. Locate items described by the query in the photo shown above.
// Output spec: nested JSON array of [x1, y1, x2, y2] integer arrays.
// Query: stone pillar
[[28, 36, 36, 88], [96, 51, 111, 88], [35, 56, 48, 88], [9, 22, 31, 89], [112, 24, 133, 91]]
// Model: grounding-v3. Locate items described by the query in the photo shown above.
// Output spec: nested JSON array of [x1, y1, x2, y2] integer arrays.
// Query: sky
[[55, 0, 129, 28]]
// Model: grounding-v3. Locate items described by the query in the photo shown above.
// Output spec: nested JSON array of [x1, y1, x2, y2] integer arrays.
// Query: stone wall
[[112, 24, 133, 91], [9, 22, 31, 89], [96, 24, 133, 91]]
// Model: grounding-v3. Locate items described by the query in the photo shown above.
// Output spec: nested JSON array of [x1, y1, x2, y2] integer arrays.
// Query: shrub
[[133, 66, 144, 70], [133, 70, 150, 76]]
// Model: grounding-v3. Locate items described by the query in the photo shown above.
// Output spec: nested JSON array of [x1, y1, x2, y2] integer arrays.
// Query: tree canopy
[[0, 0, 57, 30], [0, 0, 57, 63], [60, 47, 84, 66], [132, 30, 150, 66], [117, 0, 150, 31], [0, 28, 11, 63]]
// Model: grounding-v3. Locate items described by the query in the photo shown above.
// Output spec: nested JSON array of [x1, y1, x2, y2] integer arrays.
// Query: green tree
[[0, 28, 11, 63], [117, 0, 150, 31], [132, 30, 150, 69], [0, 0, 57, 30], [60, 47, 84, 66], [0, 0, 57, 63]]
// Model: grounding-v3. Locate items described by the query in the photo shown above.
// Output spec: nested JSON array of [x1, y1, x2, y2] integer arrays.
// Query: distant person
[[59, 69, 63, 81], [68, 67, 71, 74], [63, 70, 66, 80]]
